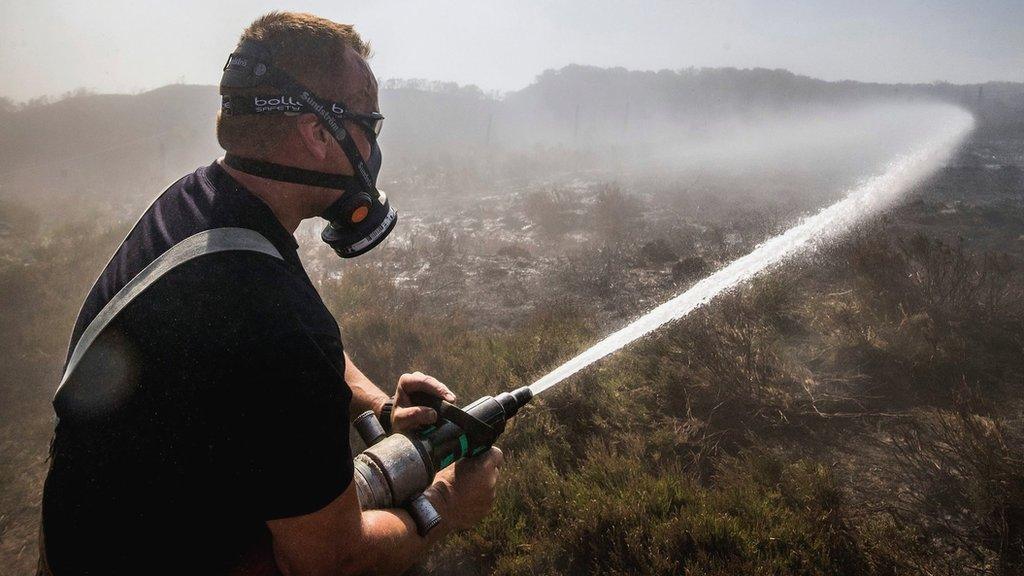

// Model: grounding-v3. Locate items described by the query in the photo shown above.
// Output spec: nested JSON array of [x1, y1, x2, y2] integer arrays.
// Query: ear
[[295, 114, 331, 161]]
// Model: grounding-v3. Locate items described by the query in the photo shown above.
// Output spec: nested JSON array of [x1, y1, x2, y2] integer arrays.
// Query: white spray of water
[[529, 108, 974, 396]]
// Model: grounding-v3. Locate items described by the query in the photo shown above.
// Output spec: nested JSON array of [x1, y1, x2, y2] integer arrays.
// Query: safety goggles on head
[[340, 109, 385, 137], [219, 40, 397, 259]]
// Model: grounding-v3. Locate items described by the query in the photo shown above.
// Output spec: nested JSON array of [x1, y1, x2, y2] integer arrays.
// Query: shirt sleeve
[[230, 328, 355, 520]]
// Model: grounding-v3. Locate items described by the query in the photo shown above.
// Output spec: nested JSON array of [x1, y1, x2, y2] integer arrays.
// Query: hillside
[[1, 66, 1021, 216]]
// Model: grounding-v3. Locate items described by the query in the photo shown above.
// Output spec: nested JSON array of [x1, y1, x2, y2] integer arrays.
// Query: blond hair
[[216, 12, 371, 157]]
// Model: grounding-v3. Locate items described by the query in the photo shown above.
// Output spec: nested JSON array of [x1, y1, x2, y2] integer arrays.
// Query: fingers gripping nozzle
[[351, 386, 533, 536]]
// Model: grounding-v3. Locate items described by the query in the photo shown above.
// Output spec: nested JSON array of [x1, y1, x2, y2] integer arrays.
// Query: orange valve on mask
[[351, 204, 370, 223]]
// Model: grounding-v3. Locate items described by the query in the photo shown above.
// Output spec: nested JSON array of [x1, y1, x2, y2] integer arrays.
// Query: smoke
[[633, 102, 967, 176], [530, 104, 974, 395]]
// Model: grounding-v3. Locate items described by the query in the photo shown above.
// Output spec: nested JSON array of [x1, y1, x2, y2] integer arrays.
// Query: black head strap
[[220, 40, 379, 197], [222, 154, 361, 190]]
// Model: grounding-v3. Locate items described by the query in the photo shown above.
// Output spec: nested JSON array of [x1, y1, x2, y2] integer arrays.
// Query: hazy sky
[[1, 0, 1022, 102]]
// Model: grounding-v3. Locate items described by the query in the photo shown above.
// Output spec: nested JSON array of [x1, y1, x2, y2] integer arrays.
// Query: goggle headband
[[221, 94, 383, 136]]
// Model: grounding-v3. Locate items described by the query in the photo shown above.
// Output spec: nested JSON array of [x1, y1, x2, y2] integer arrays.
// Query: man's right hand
[[425, 447, 504, 531], [267, 447, 505, 576]]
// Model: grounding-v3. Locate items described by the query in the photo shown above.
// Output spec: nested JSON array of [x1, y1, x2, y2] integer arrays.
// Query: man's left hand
[[389, 372, 457, 433]]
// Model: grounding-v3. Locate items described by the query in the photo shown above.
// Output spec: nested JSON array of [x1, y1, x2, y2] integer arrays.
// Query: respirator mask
[[219, 40, 397, 258]]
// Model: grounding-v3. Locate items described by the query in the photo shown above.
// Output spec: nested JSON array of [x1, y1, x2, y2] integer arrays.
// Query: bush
[[835, 231, 1024, 405], [673, 256, 711, 281], [524, 188, 576, 238], [640, 238, 677, 265], [557, 243, 634, 301], [888, 396, 1024, 574], [591, 183, 642, 243]]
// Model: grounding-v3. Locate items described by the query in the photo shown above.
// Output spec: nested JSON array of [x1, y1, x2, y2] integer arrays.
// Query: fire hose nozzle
[[494, 386, 533, 419], [352, 386, 534, 536]]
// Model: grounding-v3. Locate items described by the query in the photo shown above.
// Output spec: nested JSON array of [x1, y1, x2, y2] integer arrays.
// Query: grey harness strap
[[53, 227, 283, 404]]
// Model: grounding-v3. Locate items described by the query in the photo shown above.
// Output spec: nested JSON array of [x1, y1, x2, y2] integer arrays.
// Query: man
[[40, 11, 503, 575]]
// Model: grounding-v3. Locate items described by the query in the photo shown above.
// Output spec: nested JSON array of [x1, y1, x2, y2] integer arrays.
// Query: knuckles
[[397, 371, 434, 390]]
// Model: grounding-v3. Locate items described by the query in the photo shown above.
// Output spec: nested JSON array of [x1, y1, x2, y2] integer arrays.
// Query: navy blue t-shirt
[[41, 160, 353, 574]]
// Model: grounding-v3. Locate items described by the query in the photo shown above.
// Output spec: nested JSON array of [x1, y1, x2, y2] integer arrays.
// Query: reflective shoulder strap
[[53, 227, 283, 403]]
